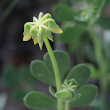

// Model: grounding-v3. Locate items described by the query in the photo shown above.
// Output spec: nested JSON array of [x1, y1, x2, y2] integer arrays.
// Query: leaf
[[12, 90, 27, 103], [70, 85, 98, 106], [19, 65, 36, 87], [49, 86, 56, 96], [44, 50, 70, 81], [52, 3, 78, 22], [59, 25, 86, 43], [83, 43, 96, 62], [30, 60, 55, 86], [24, 91, 57, 109], [88, 64, 99, 80], [103, 0, 110, 9], [55, 91, 72, 102], [74, 94, 81, 100], [2, 65, 19, 87], [97, 16, 110, 29], [66, 64, 90, 86]]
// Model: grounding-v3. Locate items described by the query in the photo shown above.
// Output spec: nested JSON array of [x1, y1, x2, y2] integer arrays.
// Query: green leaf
[[52, 3, 78, 22], [12, 90, 27, 103], [88, 64, 99, 80], [74, 94, 81, 100], [19, 65, 36, 87], [24, 91, 57, 109], [97, 16, 110, 29], [55, 91, 72, 102], [2, 65, 19, 87], [66, 64, 90, 86], [59, 25, 86, 43], [49, 86, 56, 96], [30, 60, 55, 86], [103, 0, 110, 9], [70, 85, 98, 106], [44, 50, 70, 81]]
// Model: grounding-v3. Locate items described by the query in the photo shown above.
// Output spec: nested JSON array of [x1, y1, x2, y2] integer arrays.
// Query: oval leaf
[[30, 60, 55, 86], [59, 25, 86, 43], [66, 64, 90, 86], [70, 85, 98, 106], [49, 86, 55, 96], [55, 91, 72, 102], [52, 3, 78, 21], [97, 16, 110, 29], [44, 50, 70, 81], [24, 91, 57, 109]]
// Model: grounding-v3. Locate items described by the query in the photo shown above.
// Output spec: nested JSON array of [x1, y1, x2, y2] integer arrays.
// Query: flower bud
[[45, 13, 52, 19], [30, 29, 38, 39], [48, 19, 63, 33], [37, 27, 44, 50], [30, 29, 39, 45], [23, 23, 32, 41], [45, 29, 53, 41], [38, 12, 44, 20]]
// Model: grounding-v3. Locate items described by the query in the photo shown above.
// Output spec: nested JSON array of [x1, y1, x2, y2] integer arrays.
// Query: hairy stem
[[44, 35, 63, 110], [88, 27, 107, 94], [65, 102, 69, 110]]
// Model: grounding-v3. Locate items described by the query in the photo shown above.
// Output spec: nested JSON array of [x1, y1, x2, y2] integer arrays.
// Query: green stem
[[88, 27, 107, 94], [65, 102, 69, 110], [43, 35, 63, 110]]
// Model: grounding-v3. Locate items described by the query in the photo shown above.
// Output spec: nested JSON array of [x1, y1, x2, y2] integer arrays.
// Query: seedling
[[23, 12, 97, 110]]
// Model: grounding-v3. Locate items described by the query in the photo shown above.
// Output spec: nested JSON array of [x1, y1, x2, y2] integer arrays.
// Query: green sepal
[[49, 86, 55, 96], [24, 91, 57, 109], [30, 29, 38, 39], [55, 91, 72, 102], [33, 17, 38, 22], [23, 23, 32, 35], [67, 79, 78, 86], [47, 19, 62, 33], [37, 27, 44, 49], [45, 29, 53, 41], [38, 12, 44, 20], [67, 79, 78, 90], [45, 13, 52, 19]]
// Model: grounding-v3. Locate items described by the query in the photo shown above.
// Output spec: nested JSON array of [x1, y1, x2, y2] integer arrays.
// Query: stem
[[88, 27, 107, 94], [43, 35, 63, 110], [65, 102, 69, 110]]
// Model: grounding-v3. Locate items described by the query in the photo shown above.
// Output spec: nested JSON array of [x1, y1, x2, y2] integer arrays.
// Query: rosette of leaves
[[49, 79, 81, 102], [24, 50, 98, 109]]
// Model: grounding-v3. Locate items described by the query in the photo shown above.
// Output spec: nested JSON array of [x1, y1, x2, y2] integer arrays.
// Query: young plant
[[23, 12, 97, 110]]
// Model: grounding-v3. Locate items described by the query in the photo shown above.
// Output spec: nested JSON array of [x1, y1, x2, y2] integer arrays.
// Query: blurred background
[[0, 0, 110, 110]]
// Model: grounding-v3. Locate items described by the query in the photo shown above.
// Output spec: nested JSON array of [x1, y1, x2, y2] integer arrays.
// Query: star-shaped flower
[[23, 12, 63, 50]]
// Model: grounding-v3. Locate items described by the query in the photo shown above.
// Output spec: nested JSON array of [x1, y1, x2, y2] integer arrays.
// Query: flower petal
[[33, 38, 38, 45], [23, 34, 31, 41], [45, 29, 53, 41], [37, 27, 44, 50], [38, 12, 44, 20], [48, 19, 63, 34]]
